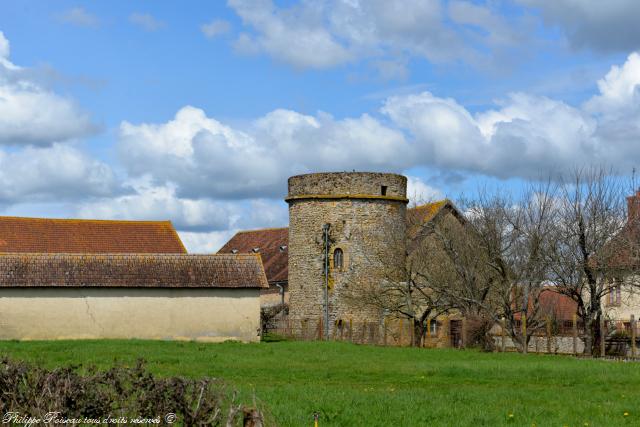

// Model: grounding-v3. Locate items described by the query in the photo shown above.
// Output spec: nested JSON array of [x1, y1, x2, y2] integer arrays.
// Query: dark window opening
[[333, 248, 344, 270], [381, 185, 388, 196]]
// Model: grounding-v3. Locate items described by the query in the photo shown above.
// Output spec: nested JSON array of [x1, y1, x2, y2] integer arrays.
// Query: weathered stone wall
[[287, 172, 407, 333], [492, 335, 586, 354], [288, 172, 406, 198]]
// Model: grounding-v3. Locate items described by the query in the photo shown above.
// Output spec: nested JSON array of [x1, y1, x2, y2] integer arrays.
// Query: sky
[[0, 0, 639, 252]]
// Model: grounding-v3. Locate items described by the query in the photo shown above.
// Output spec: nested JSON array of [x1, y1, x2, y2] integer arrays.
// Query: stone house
[[0, 216, 267, 342], [599, 190, 640, 323]]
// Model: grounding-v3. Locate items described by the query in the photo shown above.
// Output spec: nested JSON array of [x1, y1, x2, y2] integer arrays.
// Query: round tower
[[286, 172, 407, 334]]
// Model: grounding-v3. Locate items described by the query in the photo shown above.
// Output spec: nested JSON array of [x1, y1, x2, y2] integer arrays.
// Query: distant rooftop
[[218, 227, 288, 284]]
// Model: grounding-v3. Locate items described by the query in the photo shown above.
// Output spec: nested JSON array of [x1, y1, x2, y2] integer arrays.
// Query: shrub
[[0, 357, 264, 426], [260, 303, 289, 334], [465, 315, 496, 352]]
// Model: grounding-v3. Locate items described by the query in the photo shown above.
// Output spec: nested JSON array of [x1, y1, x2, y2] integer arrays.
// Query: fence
[[265, 314, 640, 358], [265, 316, 462, 348], [490, 315, 640, 357]]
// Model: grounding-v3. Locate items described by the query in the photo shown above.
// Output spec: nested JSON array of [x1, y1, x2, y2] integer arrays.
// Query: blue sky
[[1, 0, 639, 251]]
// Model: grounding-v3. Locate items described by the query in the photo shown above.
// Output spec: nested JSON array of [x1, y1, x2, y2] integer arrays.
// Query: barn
[[0, 217, 267, 342]]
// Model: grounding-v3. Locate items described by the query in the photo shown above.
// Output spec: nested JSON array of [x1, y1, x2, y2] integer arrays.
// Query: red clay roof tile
[[0, 253, 268, 289], [218, 228, 288, 284], [0, 216, 186, 254]]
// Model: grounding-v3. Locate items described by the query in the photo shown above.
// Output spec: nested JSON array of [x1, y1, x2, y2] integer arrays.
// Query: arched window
[[333, 248, 344, 270]]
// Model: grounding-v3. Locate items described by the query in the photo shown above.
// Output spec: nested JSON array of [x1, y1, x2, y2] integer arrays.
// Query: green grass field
[[0, 339, 638, 426]]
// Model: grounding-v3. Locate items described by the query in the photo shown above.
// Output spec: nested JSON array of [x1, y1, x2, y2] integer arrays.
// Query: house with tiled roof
[[0, 216, 266, 342], [218, 227, 288, 307], [597, 190, 640, 321]]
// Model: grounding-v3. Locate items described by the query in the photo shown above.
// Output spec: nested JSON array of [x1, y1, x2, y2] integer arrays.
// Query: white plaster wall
[[0, 288, 261, 342]]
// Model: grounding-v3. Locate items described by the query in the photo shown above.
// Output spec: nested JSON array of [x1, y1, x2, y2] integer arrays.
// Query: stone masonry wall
[[288, 172, 406, 198]]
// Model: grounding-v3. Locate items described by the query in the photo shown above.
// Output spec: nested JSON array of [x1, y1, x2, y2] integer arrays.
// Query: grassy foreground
[[0, 339, 638, 426]]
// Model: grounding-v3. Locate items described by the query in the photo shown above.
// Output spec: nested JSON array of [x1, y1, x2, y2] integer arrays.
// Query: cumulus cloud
[[226, 0, 530, 72], [0, 32, 115, 206], [178, 230, 237, 253], [201, 19, 231, 38], [585, 52, 640, 116], [383, 52, 640, 179], [518, 0, 640, 52], [0, 32, 96, 145], [78, 178, 288, 252], [0, 144, 116, 203], [0, 32, 9, 59], [116, 51, 640, 195], [118, 105, 410, 199], [407, 176, 443, 204], [57, 7, 99, 28], [78, 178, 237, 232], [229, 0, 352, 68], [129, 13, 165, 32]]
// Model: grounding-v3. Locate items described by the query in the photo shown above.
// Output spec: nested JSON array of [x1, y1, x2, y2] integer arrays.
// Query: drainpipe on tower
[[322, 223, 330, 340]]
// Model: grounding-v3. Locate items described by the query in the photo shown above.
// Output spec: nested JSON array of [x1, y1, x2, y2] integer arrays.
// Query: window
[[608, 284, 622, 306], [429, 319, 438, 335], [333, 248, 344, 270], [381, 185, 388, 196]]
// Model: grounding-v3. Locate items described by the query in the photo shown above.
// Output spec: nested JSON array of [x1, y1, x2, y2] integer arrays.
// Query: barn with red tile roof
[[0, 216, 266, 342]]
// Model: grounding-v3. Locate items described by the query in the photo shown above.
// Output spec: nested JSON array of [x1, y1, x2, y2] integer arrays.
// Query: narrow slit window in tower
[[381, 185, 388, 196], [333, 248, 344, 270]]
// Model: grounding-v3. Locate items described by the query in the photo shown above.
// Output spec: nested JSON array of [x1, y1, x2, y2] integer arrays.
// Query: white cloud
[[179, 230, 237, 253], [129, 13, 165, 32], [407, 176, 443, 204], [226, 0, 530, 72], [381, 50, 640, 179], [518, 0, 640, 52], [229, 0, 352, 68], [0, 144, 116, 203], [116, 51, 640, 197], [0, 32, 9, 59], [0, 33, 96, 145], [201, 19, 231, 38], [78, 178, 235, 232], [58, 7, 99, 28], [586, 52, 640, 116], [118, 105, 410, 199]]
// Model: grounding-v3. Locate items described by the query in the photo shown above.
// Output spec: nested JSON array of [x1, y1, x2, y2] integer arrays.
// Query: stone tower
[[286, 172, 407, 334]]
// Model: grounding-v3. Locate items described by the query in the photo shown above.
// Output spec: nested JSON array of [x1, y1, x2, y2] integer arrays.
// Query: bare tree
[[547, 167, 637, 355], [343, 200, 456, 346], [433, 183, 558, 353]]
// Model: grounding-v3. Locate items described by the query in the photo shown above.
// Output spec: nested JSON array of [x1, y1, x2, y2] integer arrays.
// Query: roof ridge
[[0, 215, 173, 225], [0, 252, 259, 257], [410, 199, 449, 210], [235, 227, 288, 233]]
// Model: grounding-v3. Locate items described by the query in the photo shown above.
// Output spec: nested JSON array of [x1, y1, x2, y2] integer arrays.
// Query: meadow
[[0, 339, 638, 426]]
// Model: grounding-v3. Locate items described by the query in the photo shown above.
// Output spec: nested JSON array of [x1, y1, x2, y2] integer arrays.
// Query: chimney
[[627, 189, 640, 224]]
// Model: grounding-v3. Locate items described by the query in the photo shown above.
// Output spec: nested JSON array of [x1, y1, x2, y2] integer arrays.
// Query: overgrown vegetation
[[0, 355, 263, 426], [0, 339, 638, 426]]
